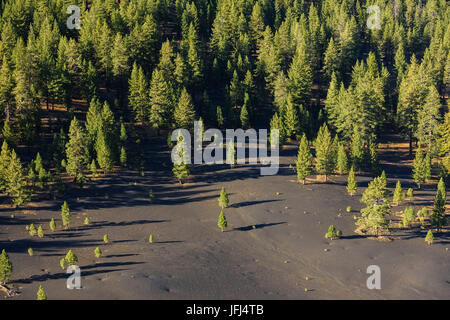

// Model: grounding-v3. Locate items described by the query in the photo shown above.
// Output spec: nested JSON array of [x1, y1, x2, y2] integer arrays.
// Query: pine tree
[[217, 209, 227, 232], [406, 188, 414, 199], [216, 106, 224, 128], [350, 127, 364, 170], [94, 247, 102, 258], [240, 104, 249, 129], [347, 166, 357, 196], [120, 146, 127, 167], [440, 112, 450, 175], [29, 223, 37, 236], [128, 63, 149, 123], [174, 88, 196, 130], [218, 187, 229, 209], [393, 181, 404, 205], [148, 234, 153, 243], [323, 38, 340, 81], [270, 113, 286, 146], [172, 137, 190, 184], [226, 140, 236, 168], [96, 127, 113, 173], [103, 234, 109, 243], [37, 225, 44, 238], [0, 249, 13, 284], [413, 146, 426, 188], [431, 181, 446, 231], [49, 218, 56, 232], [416, 85, 442, 156], [356, 176, 390, 236], [283, 95, 300, 139], [61, 201, 71, 229], [64, 250, 78, 266], [28, 248, 34, 256], [325, 225, 342, 240], [37, 285, 47, 300], [336, 142, 348, 174], [5, 149, 29, 207], [149, 68, 173, 130], [314, 124, 334, 180], [401, 206, 416, 228], [425, 230, 434, 245], [288, 45, 312, 108], [296, 135, 313, 184], [66, 118, 89, 180], [90, 160, 98, 176]]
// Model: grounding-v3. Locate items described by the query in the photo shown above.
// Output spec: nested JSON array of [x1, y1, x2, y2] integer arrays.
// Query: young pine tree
[[431, 182, 446, 231], [296, 135, 313, 184], [356, 176, 390, 236], [5, 149, 29, 207], [120, 146, 127, 167], [174, 88, 196, 130], [392, 181, 404, 205], [325, 225, 342, 240], [336, 142, 348, 174], [413, 146, 427, 188], [425, 230, 434, 245], [314, 124, 334, 180], [218, 187, 229, 209], [347, 166, 357, 196], [0, 249, 13, 284], [66, 118, 89, 181], [217, 209, 227, 232], [37, 285, 47, 300], [94, 247, 102, 258], [61, 201, 71, 229]]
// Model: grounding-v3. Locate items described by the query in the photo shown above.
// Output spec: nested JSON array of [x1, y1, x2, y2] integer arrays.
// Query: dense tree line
[[0, 0, 448, 206]]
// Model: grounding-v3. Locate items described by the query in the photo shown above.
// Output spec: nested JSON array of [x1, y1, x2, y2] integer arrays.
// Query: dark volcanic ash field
[[1, 138, 449, 299]]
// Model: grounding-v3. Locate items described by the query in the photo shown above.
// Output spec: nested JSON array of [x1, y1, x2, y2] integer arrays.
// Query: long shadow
[[10, 266, 134, 285], [233, 222, 286, 231], [106, 254, 139, 258], [154, 240, 184, 244], [340, 234, 370, 240], [0, 238, 103, 254], [80, 220, 169, 231], [230, 199, 282, 208]]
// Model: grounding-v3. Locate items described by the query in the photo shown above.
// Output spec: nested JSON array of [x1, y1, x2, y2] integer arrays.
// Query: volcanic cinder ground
[[1, 136, 449, 299]]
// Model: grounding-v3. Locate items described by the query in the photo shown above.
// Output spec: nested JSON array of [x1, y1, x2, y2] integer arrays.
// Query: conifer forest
[[0, 0, 448, 301]]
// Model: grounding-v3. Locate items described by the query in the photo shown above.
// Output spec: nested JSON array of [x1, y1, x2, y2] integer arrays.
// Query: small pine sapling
[[325, 225, 342, 240], [37, 225, 44, 238], [36, 285, 47, 300], [217, 210, 228, 232], [28, 248, 34, 256], [103, 234, 110, 243], [347, 167, 357, 196], [49, 218, 56, 232], [218, 187, 229, 209], [392, 181, 404, 205], [94, 247, 102, 258], [425, 230, 434, 245]]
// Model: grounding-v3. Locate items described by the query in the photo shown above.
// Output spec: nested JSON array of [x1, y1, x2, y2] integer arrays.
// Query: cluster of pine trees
[[0, 0, 448, 202]]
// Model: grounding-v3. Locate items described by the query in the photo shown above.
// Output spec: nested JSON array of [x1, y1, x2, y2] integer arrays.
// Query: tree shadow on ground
[[233, 222, 286, 231], [230, 199, 282, 208]]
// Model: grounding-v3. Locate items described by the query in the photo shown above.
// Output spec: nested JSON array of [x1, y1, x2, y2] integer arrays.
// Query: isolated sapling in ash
[[218, 187, 229, 209], [217, 210, 228, 232], [36, 285, 47, 300]]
